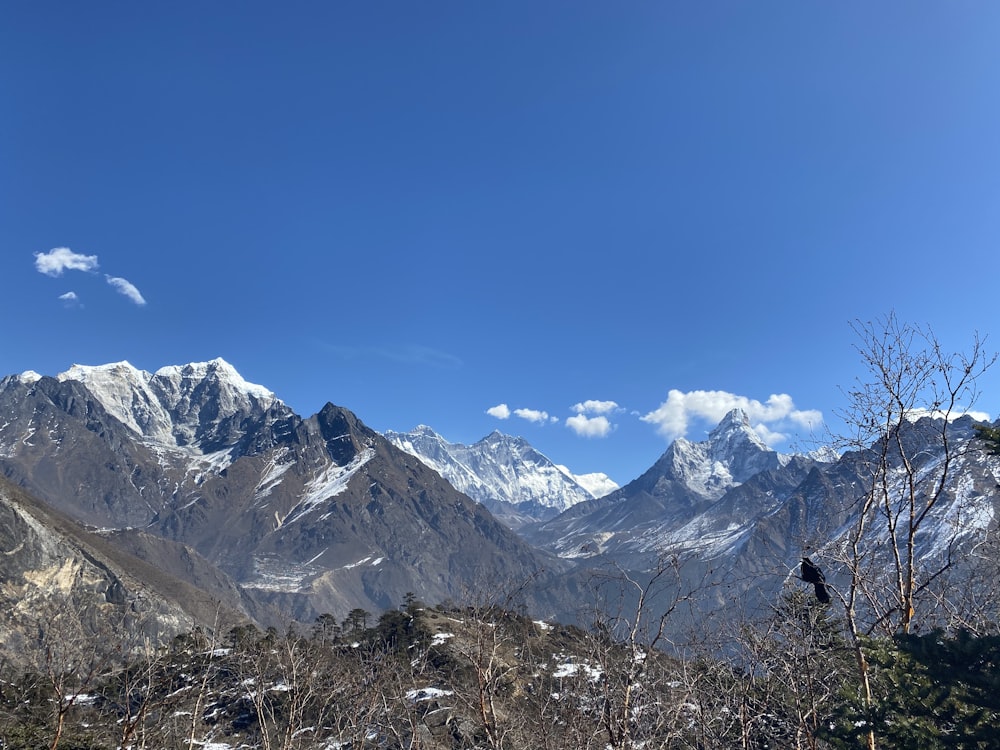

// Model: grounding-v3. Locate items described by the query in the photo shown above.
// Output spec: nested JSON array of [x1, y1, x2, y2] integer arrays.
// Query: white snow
[[386, 426, 611, 514], [154, 358, 274, 401], [56, 358, 278, 453], [342, 554, 384, 570], [286, 448, 375, 523], [254, 451, 294, 501], [406, 687, 454, 702], [551, 661, 603, 681]]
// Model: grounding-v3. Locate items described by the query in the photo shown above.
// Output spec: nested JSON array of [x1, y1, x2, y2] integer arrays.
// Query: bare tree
[[831, 313, 995, 749]]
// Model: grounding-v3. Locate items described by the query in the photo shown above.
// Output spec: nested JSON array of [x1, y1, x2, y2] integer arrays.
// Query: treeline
[[2, 588, 999, 750]]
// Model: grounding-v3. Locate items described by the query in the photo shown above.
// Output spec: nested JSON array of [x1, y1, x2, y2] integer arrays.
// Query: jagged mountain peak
[[709, 407, 753, 437], [658, 409, 780, 499], [706, 408, 771, 457], [410, 424, 440, 437], [154, 358, 275, 402], [386, 426, 615, 525], [53, 358, 282, 453]]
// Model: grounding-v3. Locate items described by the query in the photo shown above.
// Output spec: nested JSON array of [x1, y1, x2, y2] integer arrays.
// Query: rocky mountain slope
[[0, 473, 256, 667], [0, 360, 565, 627], [522, 409, 801, 562], [3, 360, 998, 642], [385, 425, 617, 527], [526, 408, 1000, 626]]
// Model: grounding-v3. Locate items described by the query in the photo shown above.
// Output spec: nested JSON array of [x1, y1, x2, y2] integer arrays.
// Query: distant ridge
[[385, 424, 618, 527]]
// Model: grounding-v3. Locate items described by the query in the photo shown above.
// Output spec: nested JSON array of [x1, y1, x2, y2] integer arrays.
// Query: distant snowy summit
[[385, 425, 618, 527], [52, 358, 282, 452]]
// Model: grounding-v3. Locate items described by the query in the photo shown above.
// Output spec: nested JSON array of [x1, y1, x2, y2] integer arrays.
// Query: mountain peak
[[154, 358, 274, 401], [386, 426, 611, 523], [658, 409, 779, 499], [711, 407, 751, 431], [707, 408, 769, 453], [51, 358, 280, 452]]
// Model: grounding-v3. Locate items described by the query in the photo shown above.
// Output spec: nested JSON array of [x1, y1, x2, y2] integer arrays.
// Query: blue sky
[[3, 3, 999, 484]]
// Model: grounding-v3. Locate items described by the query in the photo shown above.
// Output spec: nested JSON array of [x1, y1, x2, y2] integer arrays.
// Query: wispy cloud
[[641, 389, 823, 446], [58, 291, 81, 308], [34, 247, 99, 276], [322, 343, 462, 369], [34, 247, 146, 307], [566, 414, 613, 438], [486, 404, 511, 419], [105, 275, 147, 306]]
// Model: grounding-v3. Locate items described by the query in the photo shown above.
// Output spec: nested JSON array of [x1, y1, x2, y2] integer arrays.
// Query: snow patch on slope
[[285, 448, 375, 524]]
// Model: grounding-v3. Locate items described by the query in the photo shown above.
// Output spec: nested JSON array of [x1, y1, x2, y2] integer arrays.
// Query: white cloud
[[34, 247, 99, 276], [486, 404, 511, 420], [752, 423, 787, 446], [905, 408, 991, 423], [514, 408, 550, 424], [58, 291, 81, 308], [572, 399, 619, 415], [566, 414, 613, 438], [105, 275, 147, 305], [641, 389, 823, 446]]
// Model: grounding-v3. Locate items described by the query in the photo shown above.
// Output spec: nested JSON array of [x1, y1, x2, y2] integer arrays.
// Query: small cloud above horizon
[[486, 403, 511, 419], [572, 399, 619, 415], [34, 247, 99, 276], [642, 389, 823, 447], [487, 403, 558, 425], [905, 407, 991, 423], [34, 247, 146, 306], [566, 399, 619, 437], [105, 275, 147, 305], [513, 407, 555, 424], [566, 413, 614, 438]]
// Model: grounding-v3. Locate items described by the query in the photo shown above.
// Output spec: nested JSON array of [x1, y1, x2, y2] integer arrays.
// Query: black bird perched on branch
[[800, 556, 831, 604]]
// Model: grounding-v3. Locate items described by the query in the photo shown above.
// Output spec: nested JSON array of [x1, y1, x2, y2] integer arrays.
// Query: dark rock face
[[0, 363, 562, 628], [3, 362, 998, 640]]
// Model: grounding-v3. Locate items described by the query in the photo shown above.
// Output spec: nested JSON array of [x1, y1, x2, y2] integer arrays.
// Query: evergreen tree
[[822, 630, 1000, 748], [973, 422, 1000, 456]]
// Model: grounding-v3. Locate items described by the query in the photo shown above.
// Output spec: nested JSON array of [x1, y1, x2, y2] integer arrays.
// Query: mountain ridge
[[385, 424, 617, 528]]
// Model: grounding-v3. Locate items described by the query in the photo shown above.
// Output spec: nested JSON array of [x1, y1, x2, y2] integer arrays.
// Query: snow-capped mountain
[[384, 425, 618, 526], [524, 407, 1000, 631], [522, 408, 788, 558], [3, 359, 998, 640], [55, 358, 282, 453], [659, 408, 790, 499], [0, 360, 561, 622]]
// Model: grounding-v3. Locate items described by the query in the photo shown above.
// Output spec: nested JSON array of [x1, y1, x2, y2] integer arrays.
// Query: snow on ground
[[406, 687, 455, 702], [551, 660, 603, 681]]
